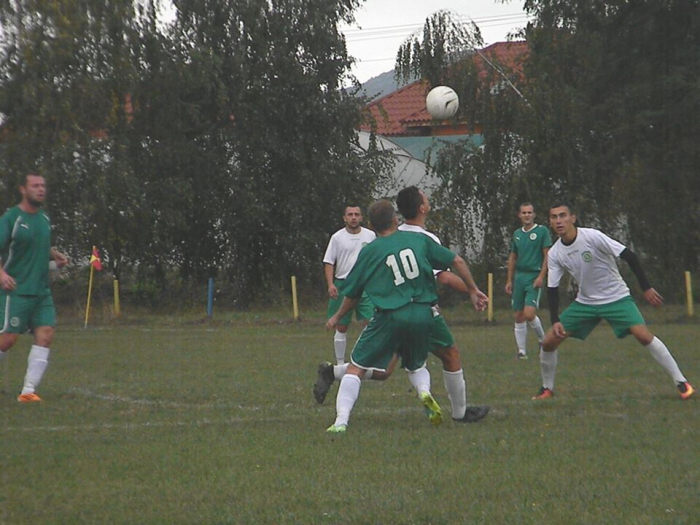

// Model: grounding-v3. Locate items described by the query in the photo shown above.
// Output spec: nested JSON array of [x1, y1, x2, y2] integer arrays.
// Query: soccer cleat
[[532, 386, 554, 400], [17, 393, 42, 403], [313, 362, 335, 404], [419, 392, 443, 426], [326, 423, 347, 434], [454, 405, 490, 423], [677, 382, 694, 400], [517, 351, 528, 360]]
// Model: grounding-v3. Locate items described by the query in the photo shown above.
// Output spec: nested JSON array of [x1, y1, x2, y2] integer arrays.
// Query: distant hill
[[357, 70, 399, 101]]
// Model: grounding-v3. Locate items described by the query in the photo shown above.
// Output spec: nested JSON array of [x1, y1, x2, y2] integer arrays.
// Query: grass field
[[2, 307, 699, 524]]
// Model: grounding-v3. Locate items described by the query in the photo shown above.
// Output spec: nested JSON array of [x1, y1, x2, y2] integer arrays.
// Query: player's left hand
[[643, 288, 664, 307], [533, 276, 544, 289]]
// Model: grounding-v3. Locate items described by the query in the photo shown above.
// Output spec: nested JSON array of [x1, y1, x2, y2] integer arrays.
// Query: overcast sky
[[341, 0, 530, 83]]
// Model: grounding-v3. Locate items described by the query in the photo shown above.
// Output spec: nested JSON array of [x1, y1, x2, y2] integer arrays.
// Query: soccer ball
[[425, 86, 459, 120]]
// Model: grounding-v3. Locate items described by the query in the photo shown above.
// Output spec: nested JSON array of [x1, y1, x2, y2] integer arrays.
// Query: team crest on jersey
[[582, 251, 593, 263], [10, 317, 20, 327], [529, 232, 537, 240]]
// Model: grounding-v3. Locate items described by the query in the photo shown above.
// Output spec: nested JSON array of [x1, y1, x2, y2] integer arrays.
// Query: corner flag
[[90, 247, 103, 271]]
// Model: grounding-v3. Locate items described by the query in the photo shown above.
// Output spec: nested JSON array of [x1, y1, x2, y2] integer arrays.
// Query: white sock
[[528, 316, 546, 343], [646, 337, 687, 383], [333, 331, 347, 365], [407, 366, 431, 397], [443, 369, 467, 419], [333, 363, 373, 381], [333, 374, 361, 427], [539, 349, 558, 390], [21, 345, 50, 395], [333, 363, 348, 380], [514, 322, 527, 353], [0, 350, 6, 363]]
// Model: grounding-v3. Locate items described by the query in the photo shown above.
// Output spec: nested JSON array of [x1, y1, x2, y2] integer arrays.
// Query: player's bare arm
[[324, 263, 338, 299], [50, 247, 69, 269], [451, 255, 488, 311], [505, 252, 516, 295], [533, 247, 549, 289]]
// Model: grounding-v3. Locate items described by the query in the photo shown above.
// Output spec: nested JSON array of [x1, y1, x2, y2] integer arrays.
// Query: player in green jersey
[[314, 187, 489, 424], [505, 203, 552, 359], [0, 173, 69, 402], [325, 200, 488, 433]]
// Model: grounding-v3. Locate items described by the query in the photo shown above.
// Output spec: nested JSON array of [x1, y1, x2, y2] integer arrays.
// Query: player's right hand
[[504, 282, 512, 295], [326, 315, 339, 331], [328, 284, 339, 299], [0, 272, 16, 291]]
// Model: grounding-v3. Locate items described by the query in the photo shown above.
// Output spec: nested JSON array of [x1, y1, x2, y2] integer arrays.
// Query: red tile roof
[[360, 41, 528, 137]]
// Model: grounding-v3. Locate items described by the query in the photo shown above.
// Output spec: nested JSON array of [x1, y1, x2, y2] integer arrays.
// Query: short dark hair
[[20, 172, 42, 187], [396, 186, 423, 220], [518, 201, 534, 211], [549, 200, 575, 215], [368, 200, 396, 233], [343, 205, 361, 215]]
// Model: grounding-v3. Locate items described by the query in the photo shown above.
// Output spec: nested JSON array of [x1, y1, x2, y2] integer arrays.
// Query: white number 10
[[386, 249, 420, 286]]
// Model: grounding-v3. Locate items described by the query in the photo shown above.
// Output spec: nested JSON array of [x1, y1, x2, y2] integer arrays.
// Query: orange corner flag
[[90, 247, 103, 271]]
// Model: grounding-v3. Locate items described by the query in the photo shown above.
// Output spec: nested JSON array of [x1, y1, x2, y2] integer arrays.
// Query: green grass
[[2, 308, 699, 524]]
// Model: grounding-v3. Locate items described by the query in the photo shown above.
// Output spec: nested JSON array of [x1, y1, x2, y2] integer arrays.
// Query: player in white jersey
[[533, 202, 694, 400], [322, 206, 376, 366], [315, 187, 489, 423]]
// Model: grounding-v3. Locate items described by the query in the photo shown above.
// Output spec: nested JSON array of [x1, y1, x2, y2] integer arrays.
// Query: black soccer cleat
[[454, 405, 490, 423], [313, 362, 335, 404]]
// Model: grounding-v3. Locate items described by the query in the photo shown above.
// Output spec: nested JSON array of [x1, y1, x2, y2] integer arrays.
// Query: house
[[357, 41, 528, 197]]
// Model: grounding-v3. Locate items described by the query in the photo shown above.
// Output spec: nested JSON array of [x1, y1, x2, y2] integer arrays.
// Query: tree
[[0, 0, 386, 306]]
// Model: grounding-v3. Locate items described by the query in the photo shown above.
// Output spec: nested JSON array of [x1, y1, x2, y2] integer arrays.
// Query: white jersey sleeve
[[323, 227, 376, 279]]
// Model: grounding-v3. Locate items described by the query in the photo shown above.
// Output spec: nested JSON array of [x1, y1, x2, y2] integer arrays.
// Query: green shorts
[[429, 306, 455, 351], [350, 302, 434, 372], [559, 296, 645, 340], [327, 279, 374, 327], [0, 293, 56, 334], [511, 271, 542, 311]]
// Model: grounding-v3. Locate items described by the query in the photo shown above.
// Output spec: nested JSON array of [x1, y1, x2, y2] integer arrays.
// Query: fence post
[[207, 278, 214, 318], [685, 271, 694, 317], [291, 276, 299, 321]]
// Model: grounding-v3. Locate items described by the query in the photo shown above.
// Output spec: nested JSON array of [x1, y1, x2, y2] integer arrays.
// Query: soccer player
[[505, 202, 552, 359], [314, 187, 489, 423], [533, 201, 694, 400], [322, 205, 376, 365], [325, 200, 488, 433], [0, 173, 69, 402]]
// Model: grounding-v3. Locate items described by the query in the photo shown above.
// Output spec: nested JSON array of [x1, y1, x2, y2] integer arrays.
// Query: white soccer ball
[[425, 86, 459, 120]]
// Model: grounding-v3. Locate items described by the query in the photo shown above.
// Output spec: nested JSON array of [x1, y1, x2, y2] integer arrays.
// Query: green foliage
[[0, 0, 384, 305], [394, 9, 484, 87], [399, 3, 700, 295]]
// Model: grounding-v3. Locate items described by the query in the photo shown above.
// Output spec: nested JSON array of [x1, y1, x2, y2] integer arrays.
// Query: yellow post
[[685, 271, 694, 317], [291, 276, 299, 320], [113, 280, 121, 317], [487, 272, 494, 322], [84, 264, 95, 329]]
